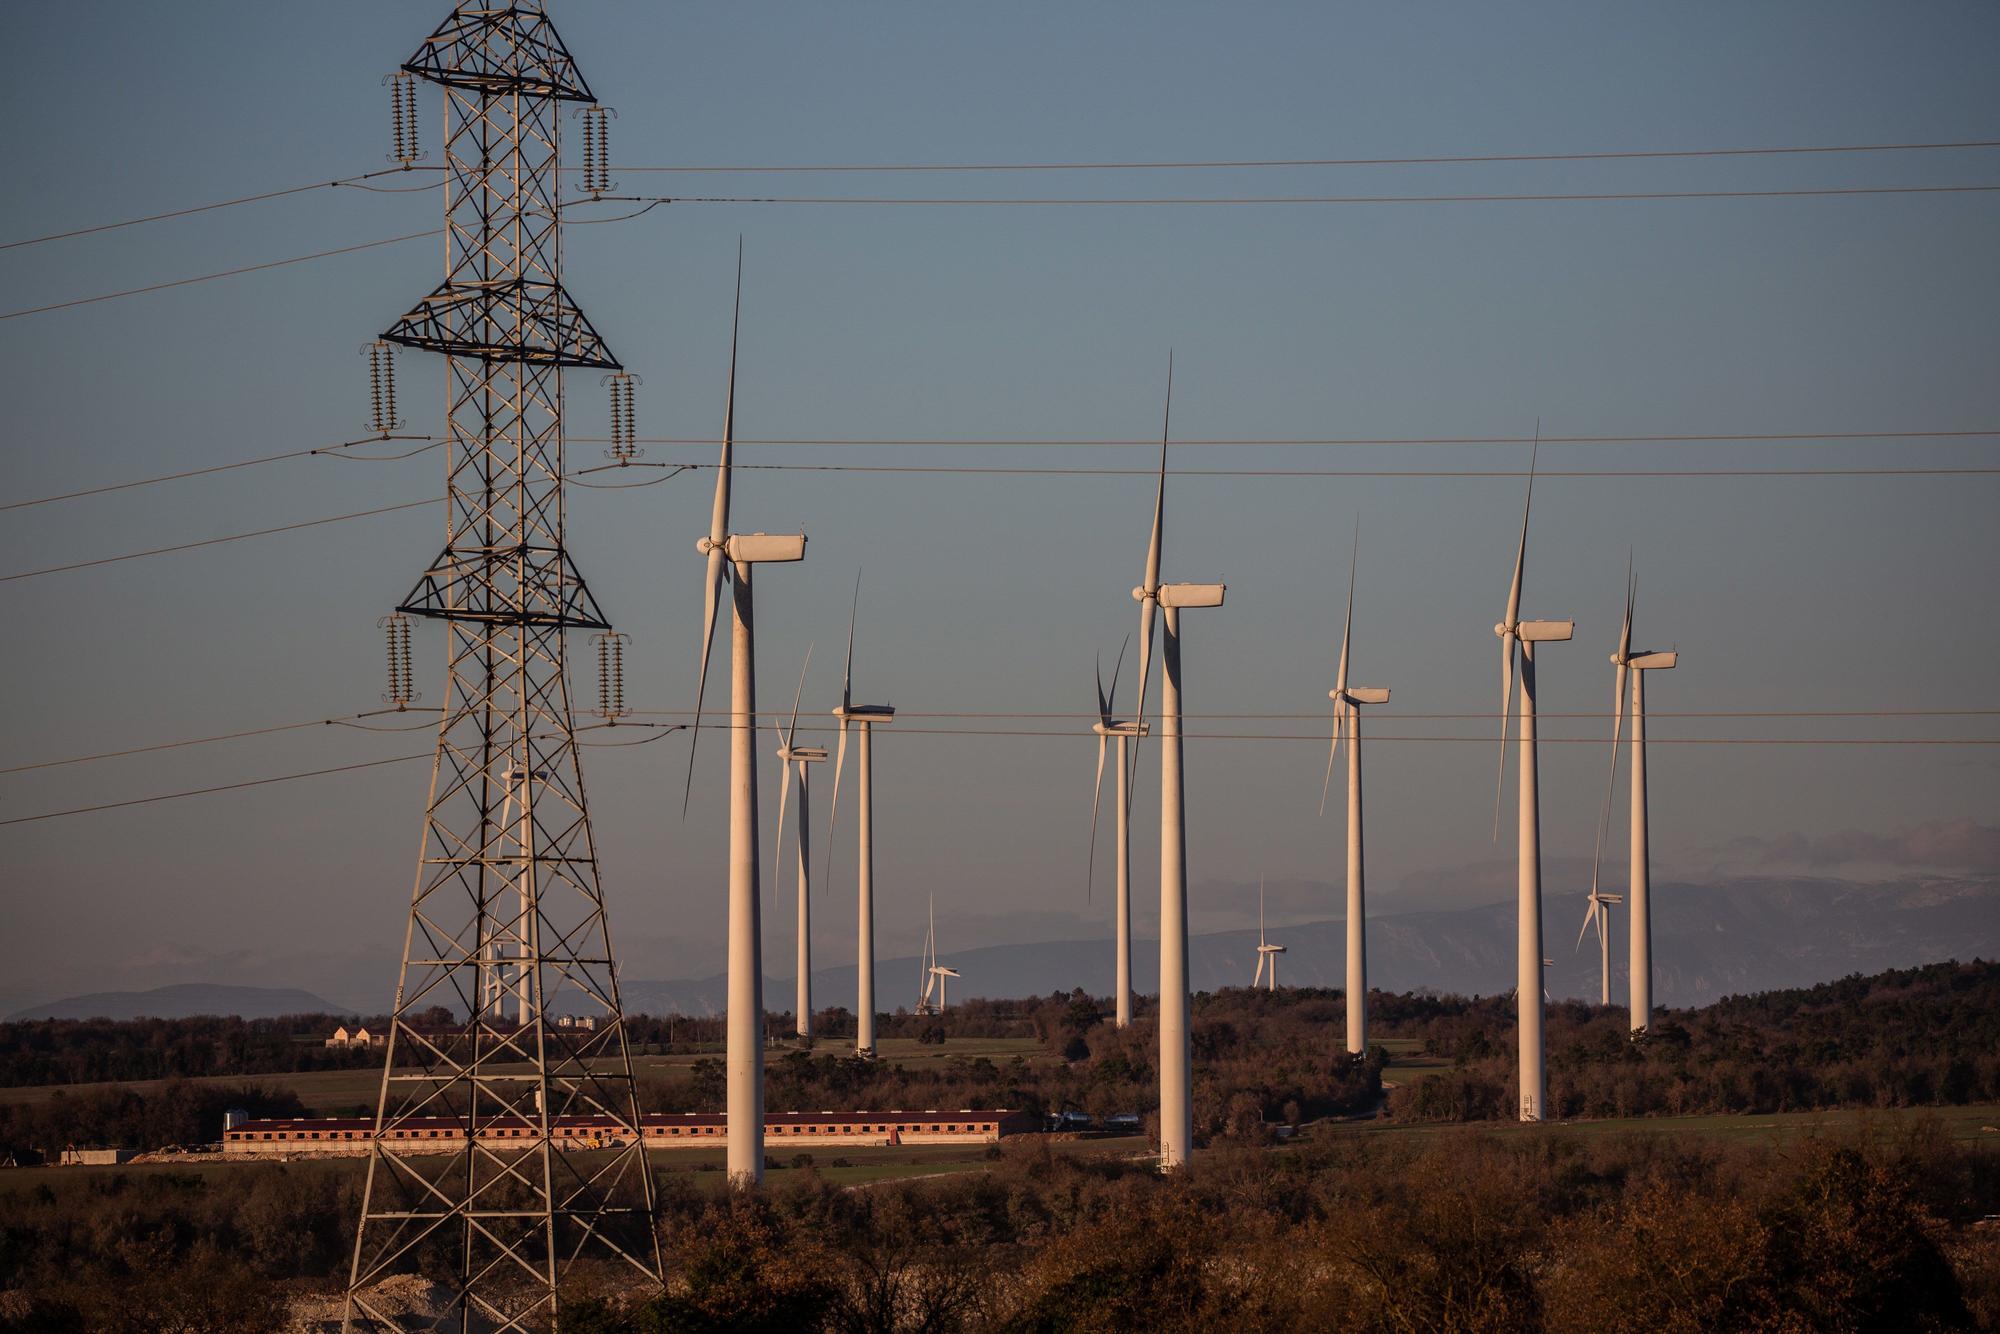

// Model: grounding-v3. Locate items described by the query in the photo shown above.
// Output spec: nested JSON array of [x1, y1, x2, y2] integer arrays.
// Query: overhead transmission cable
[[603, 137, 2000, 174], [8, 136, 1990, 254], [4, 729, 1993, 829], [9, 708, 1991, 779], [0, 497, 437, 584], [8, 174, 2000, 322], [0, 168, 437, 252]]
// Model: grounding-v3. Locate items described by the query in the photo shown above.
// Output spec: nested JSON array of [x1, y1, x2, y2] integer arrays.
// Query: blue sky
[[1, 2, 1995, 1011]]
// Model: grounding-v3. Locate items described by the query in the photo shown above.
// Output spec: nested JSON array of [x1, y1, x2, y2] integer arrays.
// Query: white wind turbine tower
[[1492, 443, 1572, 1123], [1319, 523, 1390, 1055], [1127, 356, 1225, 1171], [824, 574, 895, 1058], [772, 647, 825, 1045], [1252, 878, 1286, 991], [682, 249, 807, 1186], [1588, 563, 1679, 1033], [1088, 637, 1146, 1028]]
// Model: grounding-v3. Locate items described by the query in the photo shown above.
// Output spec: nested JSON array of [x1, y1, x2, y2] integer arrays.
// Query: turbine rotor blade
[[682, 250, 745, 820], [1575, 898, 1599, 952], [1126, 356, 1171, 816], [1095, 652, 1110, 729], [785, 643, 813, 750], [840, 571, 860, 712], [683, 546, 727, 817], [1088, 734, 1108, 903], [1108, 633, 1130, 719], [772, 747, 793, 906], [1319, 700, 1342, 819], [1493, 633, 1516, 840], [822, 718, 849, 891], [1336, 518, 1357, 697]]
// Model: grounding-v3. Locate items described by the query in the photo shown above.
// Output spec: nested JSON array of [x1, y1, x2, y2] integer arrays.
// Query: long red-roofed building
[[222, 1109, 1037, 1158]]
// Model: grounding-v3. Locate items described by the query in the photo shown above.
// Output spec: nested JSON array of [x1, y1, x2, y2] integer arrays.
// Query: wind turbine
[[916, 894, 937, 1014], [1319, 522, 1390, 1055], [1088, 637, 1146, 1028], [1252, 878, 1285, 991], [1492, 441, 1572, 1123], [772, 648, 825, 1045], [1127, 356, 1226, 1171], [824, 574, 894, 1058], [917, 895, 961, 1014], [1588, 564, 1679, 1033], [1575, 886, 1624, 1006], [682, 248, 807, 1187]]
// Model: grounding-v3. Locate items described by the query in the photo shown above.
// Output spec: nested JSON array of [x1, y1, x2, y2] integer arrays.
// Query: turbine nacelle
[[697, 532, 806, 564], [1332, 687, 1391, 705], [1092, 719, 1151, 737], [833, 704, 896, 723], [1152, 581, 1226, 609], [1497, 618, 1575, 642], [777, 745, 828, 763], [1626, 650, 1678, 671]]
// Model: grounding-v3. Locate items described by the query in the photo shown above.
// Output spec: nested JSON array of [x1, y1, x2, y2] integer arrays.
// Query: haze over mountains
[[8, 983, 343, 1023], [615, 874, 2000, 1016], [12, 875, 1993, 1021]]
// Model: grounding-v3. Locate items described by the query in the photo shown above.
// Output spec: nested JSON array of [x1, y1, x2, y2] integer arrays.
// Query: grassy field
[[1320, 1099, 2000, 1146], [0, 1036, 1052, 1114], [0, 1132, 1143, 1195]]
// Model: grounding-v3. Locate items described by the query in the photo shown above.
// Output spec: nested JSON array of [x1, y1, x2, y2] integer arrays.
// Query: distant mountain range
[[7, 983, 346, 1023], [622, 875, 2000, 1016], [12, 877, 1994, 1022]]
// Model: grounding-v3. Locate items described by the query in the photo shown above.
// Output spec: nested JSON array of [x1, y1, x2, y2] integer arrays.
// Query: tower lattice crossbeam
[[345, 6, 662, 1330]]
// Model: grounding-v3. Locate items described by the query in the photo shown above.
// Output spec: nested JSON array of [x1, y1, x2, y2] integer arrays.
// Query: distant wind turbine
[[1574, 886, 1623, 1006], [772, 647, 825, 1045], [682, 247, 807, 1187], [1319, 521, 1390, 1055], [917, 895, 960, 1014], [1493, 439, 1572, 1123], [1253, 878, 1286, 990], [1588, 562, 1680, 1033], [1087, 636, 1145, 1028], [824, 574, 895, 1059], [1128, 356, 1226, 1171]]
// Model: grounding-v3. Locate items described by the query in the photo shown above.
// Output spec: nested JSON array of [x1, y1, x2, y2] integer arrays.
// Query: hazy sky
[[2, 2, 1995, 1012]]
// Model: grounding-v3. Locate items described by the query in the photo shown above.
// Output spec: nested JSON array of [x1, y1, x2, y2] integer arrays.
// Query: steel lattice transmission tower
[[344, 5, 662, 1329]]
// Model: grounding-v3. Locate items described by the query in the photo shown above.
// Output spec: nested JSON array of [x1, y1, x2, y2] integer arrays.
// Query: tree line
[[1, 1121, 1995, 1331]]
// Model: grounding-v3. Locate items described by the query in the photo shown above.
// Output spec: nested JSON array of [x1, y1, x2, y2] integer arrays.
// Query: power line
[[592, 462, 2000, 482], [0, 497, 436, 584], [12, 427, 1991, 515], [0, 435, 435, 513], [13, 708, 1985, 776], [601, 183, 2000, 208], [6, 457, 1990, 584], [0, 753, 432, 828], [607, 137, 2000, 174], [0, 169, 433, 252], [573, 429, 2000, 449], [0, 710, 438, 776], [12, 136, 1989, 254], [9, 173, 1998, 323], [0, 229, 442, 322], [3, 728, 1990, 828]]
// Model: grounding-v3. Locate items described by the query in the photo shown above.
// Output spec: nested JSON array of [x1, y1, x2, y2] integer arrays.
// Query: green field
[[0, 1036, 1052, 1115]]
